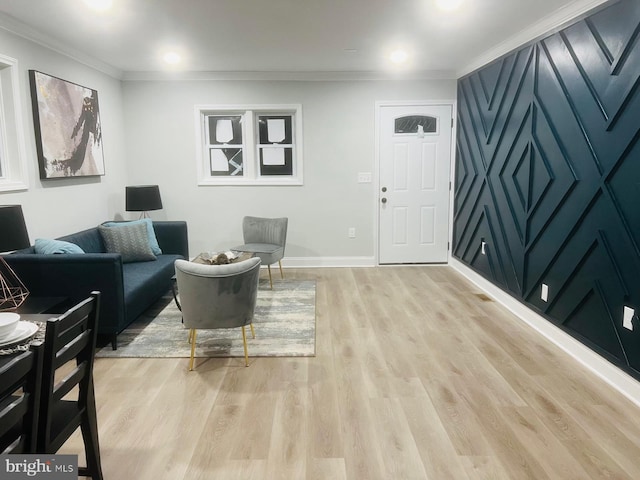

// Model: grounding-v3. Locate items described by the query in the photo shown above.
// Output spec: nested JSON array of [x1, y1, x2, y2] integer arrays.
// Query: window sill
[[198, 177, 303, 187], [0, 180, 29, 193]]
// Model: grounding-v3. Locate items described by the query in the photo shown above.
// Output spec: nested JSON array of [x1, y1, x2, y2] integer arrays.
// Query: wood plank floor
[[61, 267, 640, 479]]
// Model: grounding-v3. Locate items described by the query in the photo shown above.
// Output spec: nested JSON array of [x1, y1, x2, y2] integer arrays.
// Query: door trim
[[374, 100, 458, 266]]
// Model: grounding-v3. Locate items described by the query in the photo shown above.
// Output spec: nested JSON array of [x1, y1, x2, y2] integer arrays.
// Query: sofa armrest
[[4, 253, 126, 336], [153, 221, 189, 259]]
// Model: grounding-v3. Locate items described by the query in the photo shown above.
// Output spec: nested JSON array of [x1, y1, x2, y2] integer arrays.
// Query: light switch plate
[[357, 172, 372, 183], [623, 306, 634, 331], [541, 284, 549, 302]]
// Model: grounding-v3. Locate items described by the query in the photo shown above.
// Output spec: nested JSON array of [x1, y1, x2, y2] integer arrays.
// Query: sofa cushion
[[233, 242, 283, 265], [102, 218, 162, 255], [98, 223, 156, 263], [34, 238, 85, 254], [122, 254, 182, 322]]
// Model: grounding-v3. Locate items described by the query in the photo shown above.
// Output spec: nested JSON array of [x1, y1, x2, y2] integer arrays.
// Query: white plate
[[0, 321, 39, 347]]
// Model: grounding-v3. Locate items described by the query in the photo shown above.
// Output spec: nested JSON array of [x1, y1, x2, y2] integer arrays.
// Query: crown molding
[[121, 69, 457, 82], [456, 0, 612, 78], [0, 11, 123, 80]]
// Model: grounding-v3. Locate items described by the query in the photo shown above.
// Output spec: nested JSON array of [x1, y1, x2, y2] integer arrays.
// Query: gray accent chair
[[232, 216, 288, 289], [174, 257, 261, 370]]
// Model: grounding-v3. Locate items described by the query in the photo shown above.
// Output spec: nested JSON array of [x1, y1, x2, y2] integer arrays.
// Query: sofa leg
[[111, 334, 118, 350]]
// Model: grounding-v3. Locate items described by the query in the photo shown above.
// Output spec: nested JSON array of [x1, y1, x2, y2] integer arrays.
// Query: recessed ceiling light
[[389, 49, 409, 65], [83, 0, 113, 12], [436, 0, 464, 11], [163, 51, 182, 65]]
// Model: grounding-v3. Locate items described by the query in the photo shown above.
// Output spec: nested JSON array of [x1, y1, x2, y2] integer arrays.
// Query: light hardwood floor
[[61, 267, 640, 479]]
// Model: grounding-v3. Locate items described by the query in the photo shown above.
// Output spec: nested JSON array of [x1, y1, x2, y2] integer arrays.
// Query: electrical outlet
[[623, 306, 634, 331], [541, 284, 549, 302], [481, 241, 486, 255], [357, 172, 372, 183], [348, 227, 356, 238]]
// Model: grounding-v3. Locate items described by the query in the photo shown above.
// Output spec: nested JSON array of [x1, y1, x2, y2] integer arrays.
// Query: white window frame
[[0, 54, 28, 192], [195, 104, 303, 186]]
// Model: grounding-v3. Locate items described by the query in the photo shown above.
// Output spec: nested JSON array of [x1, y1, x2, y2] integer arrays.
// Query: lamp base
[[0, 256, 29, 311]]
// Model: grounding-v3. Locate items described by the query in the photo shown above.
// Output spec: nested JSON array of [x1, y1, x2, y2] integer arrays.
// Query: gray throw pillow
[[98, 222, 156, 263], [102, 218, 162, 255]]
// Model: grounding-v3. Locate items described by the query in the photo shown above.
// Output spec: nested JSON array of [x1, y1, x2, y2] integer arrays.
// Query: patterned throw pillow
[[102, 218, 162, 255], [98, 222, 156, 263]]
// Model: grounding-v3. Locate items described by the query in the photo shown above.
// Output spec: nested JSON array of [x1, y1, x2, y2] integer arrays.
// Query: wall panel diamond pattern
[[454, 0, 640, 378]]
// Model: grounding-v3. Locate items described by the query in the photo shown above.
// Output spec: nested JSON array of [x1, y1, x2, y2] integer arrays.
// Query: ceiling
[[0, 0, 606, 78]]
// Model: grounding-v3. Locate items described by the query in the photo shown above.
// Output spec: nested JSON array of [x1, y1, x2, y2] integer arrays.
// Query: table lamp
[[0, 205, 30, 311], [125, 185, 163, 218]]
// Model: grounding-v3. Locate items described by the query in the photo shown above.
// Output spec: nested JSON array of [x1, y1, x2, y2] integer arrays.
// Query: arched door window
[[394, 115, 437, 135]]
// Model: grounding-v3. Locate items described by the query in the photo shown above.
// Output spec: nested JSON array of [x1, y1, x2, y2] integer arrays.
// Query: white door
[[378, 104, 452, 264]]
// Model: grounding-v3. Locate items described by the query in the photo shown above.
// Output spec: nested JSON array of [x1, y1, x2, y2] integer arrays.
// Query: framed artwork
[[29, 70, 105, 179]]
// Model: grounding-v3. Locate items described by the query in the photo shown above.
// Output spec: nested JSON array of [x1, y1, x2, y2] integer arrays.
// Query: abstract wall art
[[29, 70, 104, 179]]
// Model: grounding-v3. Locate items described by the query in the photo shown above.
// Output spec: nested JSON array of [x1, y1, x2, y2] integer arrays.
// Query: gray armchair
[[174, 257, 261, 370], [232, 216, 288, 289]]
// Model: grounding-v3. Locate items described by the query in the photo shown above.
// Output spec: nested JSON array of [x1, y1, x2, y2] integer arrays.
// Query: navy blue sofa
[[4, 221, 188, 349]]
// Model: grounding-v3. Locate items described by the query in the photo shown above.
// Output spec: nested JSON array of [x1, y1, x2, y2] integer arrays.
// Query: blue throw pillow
[[102, 218, 162, 255], [35, 238, 85, 254]]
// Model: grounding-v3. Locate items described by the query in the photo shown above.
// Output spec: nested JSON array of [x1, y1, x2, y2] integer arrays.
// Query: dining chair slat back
[[38, 291, 103, 480], [0, 343, 43, 454]]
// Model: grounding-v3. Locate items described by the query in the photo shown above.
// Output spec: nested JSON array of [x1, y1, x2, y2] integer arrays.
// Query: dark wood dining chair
[[0, 343, 43, 454], [38, 291, 103, 480]]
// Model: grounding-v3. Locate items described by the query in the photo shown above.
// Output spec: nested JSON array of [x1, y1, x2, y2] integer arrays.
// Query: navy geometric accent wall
[[454, 0, 640, 378]]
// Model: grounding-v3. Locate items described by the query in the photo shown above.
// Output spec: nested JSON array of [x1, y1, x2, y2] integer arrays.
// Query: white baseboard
[[450, 258, 640, 408], [281, 256, 376, 268]]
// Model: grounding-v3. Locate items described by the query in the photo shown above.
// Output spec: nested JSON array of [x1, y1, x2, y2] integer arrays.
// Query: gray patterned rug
[[96, 279, 316, 358]]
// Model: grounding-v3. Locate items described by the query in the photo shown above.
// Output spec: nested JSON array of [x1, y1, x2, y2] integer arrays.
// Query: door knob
[[381, 187, 387, 192], [381, 198, 387, 204]]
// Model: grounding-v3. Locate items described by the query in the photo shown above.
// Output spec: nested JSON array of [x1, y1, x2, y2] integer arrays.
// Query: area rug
[[96, 279, 316, 358]]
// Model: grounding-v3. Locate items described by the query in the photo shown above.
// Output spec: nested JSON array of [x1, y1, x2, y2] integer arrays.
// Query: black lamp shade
[[125, 185, 163, 212], [0, 205, 30, 252]]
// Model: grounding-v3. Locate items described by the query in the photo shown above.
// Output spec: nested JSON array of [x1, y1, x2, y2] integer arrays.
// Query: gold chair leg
[[241, 326, 249, 367], [267, 265, 273, 289], [278, 260, 284, 279], [189, 329, 197, 371], [250, 323, 255, 339], [188, 328, 193, 344]]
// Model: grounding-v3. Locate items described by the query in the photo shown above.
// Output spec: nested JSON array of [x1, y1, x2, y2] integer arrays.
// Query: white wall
[[0, 28, 127, 241], [122, 78, 456, 262], [0, 23, 456, 260]]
